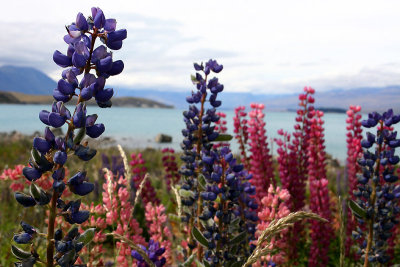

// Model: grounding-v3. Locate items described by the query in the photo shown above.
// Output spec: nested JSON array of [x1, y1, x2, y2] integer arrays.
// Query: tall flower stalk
[[345, 105, 363, 259], [351, 109, 400, 266], [275, 87, 315, 262], [179, 60, 258, 265], [307, 110, 333, 266], [11, 7, 126, 266]]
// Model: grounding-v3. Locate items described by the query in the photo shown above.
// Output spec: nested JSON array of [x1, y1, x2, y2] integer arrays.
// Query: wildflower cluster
[[345, 105, 363, 258], [232, 104, 275, 207], [255, 185, 291, 266], [351, 109, 400, 265], [274, 87, 315, 261], [179, 60, 258, 265], [161, 148, 180, 190], [130, 152, 159, 204], [11, 7, 126, 266], [307, 110, 333, 266]]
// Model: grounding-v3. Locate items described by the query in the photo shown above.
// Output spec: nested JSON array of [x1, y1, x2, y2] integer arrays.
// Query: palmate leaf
[[348, 199, 367, 218], [192, 226, 208, 247]]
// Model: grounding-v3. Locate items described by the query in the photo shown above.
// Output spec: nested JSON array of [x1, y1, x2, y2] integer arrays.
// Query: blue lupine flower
[[352, 109, 400, 264], [13, 7, 126, 265], [132, 239, 166, 267], [68, 171, 94, 196]]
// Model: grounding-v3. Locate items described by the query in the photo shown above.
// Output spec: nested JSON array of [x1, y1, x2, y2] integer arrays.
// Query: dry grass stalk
[[133, 173, 149, 207], [171, 185, 182, 219], [242, 211, 328, 267], [103, 167, 114, 212], [117, 144, 132, 180], [108, 233, 155, 267]]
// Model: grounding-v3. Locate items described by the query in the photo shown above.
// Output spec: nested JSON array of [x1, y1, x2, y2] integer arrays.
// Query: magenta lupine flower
[[274, 87, 315, 261], [345, 105, 363, 259], [161, 148, 180, 190], [307, 110, 333, 267], [233, 106, 250, 168], [247, 103, 275, 205], [255, 185, 291, 266], [130, 152, 159, 205], [145, 203, 173, 265], [213, 111, 229, 149], [102, 173, 146, 266]]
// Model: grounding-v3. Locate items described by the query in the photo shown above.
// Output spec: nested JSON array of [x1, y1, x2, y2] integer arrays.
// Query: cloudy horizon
[[2, 0, 400, 94]]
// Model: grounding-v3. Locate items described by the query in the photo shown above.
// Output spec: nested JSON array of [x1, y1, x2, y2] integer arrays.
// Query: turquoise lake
[[0, 104, 367, 162]]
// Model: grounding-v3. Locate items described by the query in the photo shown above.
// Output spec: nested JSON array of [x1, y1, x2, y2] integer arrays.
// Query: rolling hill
[[1, 65, 399, 112]]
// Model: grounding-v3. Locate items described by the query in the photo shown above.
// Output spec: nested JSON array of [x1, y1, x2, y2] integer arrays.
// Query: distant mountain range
[[0, 65, 399, 112]]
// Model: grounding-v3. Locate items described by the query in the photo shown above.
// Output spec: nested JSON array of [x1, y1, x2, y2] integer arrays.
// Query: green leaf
[[198, 174, 206, 190], [192, 226, 208, 248], [29, 183, 50, 205], [195, 259, 205, 267], [29, 183, 41, 201], [203, 260, 211, 267], [180, 253, 196, 267], [211, 134, 233, 142], [74, 127, 86, 145], [77, 228, 95, 245], [11, 245, 31, 260], [31, 148, 41, 165], [179, 189, 195, 198], [191, 74, 199, 84], [230, 231, 247, 245], [348, 199, 367, 218]]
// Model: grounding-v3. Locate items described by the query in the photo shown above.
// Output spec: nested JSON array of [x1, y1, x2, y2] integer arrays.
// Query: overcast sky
[[2, 0, 400, 94]]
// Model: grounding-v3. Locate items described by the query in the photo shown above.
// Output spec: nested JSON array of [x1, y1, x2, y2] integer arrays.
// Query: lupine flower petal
[[106, 40, 122, 50], [76, 12, 88, 31], [80, 85, 94, 101], [53, 50, 72, 67], [72, 52, 86, 68], [54, 151, 67, 165], [94, 9, 105, 28], [107, 60, 124, 75], [33, 137, 51, 153], [48, 112, 66, 128], [86, 123, 105, 138], [104, 18, 116, 32], [97, 55, 113, 73], [22, 167, 42, 181], [13, 233, 33, 244], [71, 182, 94, 196], [85, 114, 98, 127], [95, 88, 113, 102], [39, 110, 50, 125], [53, 89, 70, 102], [15, 192, 36, 207], [57, 79, 75, 95], [107, 29, 127, 43], [68, 171, 86, 186], [71, 210, 90, 224]]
